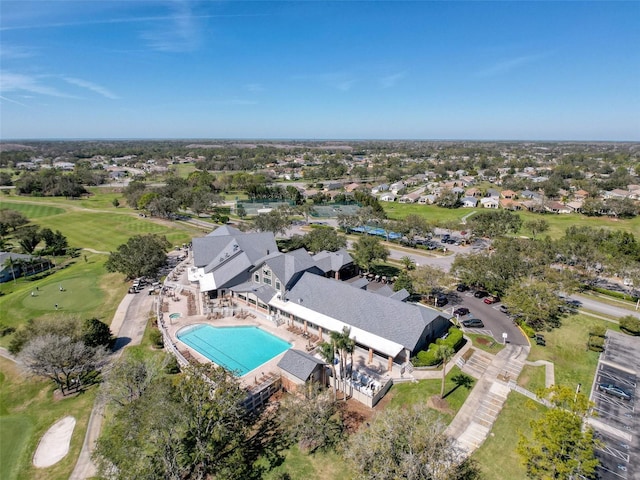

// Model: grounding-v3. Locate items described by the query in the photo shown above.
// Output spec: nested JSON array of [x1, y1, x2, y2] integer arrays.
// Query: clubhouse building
[[188, 225, 451, 371]]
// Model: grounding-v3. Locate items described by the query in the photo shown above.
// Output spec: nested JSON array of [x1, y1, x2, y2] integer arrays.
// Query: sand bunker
[[33, 416, 76, 468]]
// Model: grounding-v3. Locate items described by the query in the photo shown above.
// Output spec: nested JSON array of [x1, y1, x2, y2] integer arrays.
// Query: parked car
[[534, 333, 546, 346], [456, 284, 469, 292], [461, 318, 485, 328], [440, 234, 450, 243], [484, 295, 500, 304], [435, 294, 448, 307], [473, 290, 489, 298], [499, 305, 509, 314], [598, 383, 632, 401], [453, 307, 470, 316]]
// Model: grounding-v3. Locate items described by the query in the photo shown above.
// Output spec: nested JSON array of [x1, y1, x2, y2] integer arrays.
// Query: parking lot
[[445, 289, 528, 345], [589, 331, 639, 480]]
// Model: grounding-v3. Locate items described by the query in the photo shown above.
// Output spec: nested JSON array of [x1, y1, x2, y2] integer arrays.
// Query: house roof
[[277, 349, 325, 382], [192, 226, 278, 290], [230, 281, 278, 304], [0, 252, 35, 272], [280, 273, 448, 355], [262, 248, 322, 289], [312, 249, 353, 273]]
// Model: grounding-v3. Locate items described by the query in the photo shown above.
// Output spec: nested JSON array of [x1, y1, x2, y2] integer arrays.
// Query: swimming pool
[[177, 324, 291, 376]]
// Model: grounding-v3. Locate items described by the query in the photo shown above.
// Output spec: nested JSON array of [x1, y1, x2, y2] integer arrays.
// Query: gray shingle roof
[[284, 273, 447, 352], [312, 249, 353, 273], [229, 281, 277, 304], [263, 249, 322, 290], [277, 349, 325, 382], [192, 227, 277, 289]]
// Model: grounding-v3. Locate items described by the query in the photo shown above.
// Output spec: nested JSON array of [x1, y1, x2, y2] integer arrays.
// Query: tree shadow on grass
[[443, 373, 474, 399]]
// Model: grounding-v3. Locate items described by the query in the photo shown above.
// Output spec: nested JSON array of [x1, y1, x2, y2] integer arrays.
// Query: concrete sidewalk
[[445, 344, 530, 454]]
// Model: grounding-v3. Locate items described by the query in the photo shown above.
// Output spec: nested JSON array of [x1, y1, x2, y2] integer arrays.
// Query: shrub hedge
[[620, 315, 640, 336], [587, 286, 639, 302], [413, 326, 464, 367]]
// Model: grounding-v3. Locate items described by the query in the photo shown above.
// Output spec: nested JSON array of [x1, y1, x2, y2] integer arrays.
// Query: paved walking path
[[445, 344, 530, 454], [69, 292, 154, 480], [525, 359, 555, 388]]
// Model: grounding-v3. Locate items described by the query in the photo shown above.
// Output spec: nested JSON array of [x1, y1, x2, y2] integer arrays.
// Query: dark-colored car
[[598, 383, 632, 401], [435, 295, 448, 307], [484, 295, 500, 304], [440, 234, 450, 243], [473, 290, 489, 298], [461, 318, 485, 328], [453, 307, 470, 316], [534, 333, 546, 346], [456, 284, 469, 292]]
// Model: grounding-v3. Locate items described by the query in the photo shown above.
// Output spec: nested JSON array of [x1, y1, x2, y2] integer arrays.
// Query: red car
[[484, 295, 500, 304]]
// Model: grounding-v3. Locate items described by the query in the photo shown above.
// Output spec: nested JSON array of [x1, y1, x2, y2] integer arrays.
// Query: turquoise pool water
[[177, 324, 291, 376]]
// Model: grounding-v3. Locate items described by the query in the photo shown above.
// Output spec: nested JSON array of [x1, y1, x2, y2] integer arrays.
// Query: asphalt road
[[571, 293, 640, 320], [445, 290, 529, 345]]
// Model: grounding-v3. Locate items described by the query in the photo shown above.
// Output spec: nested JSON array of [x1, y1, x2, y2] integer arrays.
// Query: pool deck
[[159, 251, 400, 389]]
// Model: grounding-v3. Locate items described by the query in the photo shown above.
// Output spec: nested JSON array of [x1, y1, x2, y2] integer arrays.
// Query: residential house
[[501, 189, 516, 199], [389, 181, 406, 194], [371, 184, 389, 194], [0, 252, 52, 283], [344, 182, 361, 193], [520, 190, 541, 200], [461, 196, 478, 208], [545, 201, 572, 214], [380, 193, 396, 202], [399, 188, 425, 204], [480, 197, 499, 209], [499, 198, 522, 211], [418, 194, 437, 204]]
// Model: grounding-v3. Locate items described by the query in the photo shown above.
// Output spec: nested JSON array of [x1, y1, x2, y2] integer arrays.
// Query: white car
[[623, 278, 634, 287]]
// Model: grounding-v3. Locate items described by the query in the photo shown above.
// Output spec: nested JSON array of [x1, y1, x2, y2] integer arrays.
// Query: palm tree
[[330, 327, 354, 400], [435, 345, 455, 399], [318, 341, 337, 400], [3, 256, 20, 283], [400, 256, 416, 271]]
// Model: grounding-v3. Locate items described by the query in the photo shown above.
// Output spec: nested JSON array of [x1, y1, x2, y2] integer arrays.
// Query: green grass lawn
[[473, 392, 546, 480], [0, 357, 97, 480], [517, 364, 547, 394], [0, 253, 129, 343], [261, 446, 353, 480], [387, 366, 473, 422], [1, 198, 202, 252], [381, 203, 640, 239], [527, 313, 614, 390], [465, 333, 506, 354]]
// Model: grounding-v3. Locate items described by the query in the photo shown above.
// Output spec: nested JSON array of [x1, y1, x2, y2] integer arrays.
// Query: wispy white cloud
[[379, 71, 407, 88], [140, 1, 201, 53], [0, 95, 31, 107], [295, 72, 358, 91], [63, 77, 119, 99], [0, 44, 37, 59], [0, 72, 74, 98], [475, 54, 546, 78], [245, 83, 264, 93], [0, 12, 269, 32]]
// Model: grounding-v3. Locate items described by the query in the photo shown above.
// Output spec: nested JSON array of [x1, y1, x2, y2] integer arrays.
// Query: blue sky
[[1, 1, 638, 140]]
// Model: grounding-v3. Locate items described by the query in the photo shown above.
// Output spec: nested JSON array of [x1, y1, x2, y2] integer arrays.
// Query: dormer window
[[254, 273, 259, 282], [263, 269, 271, 277]]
